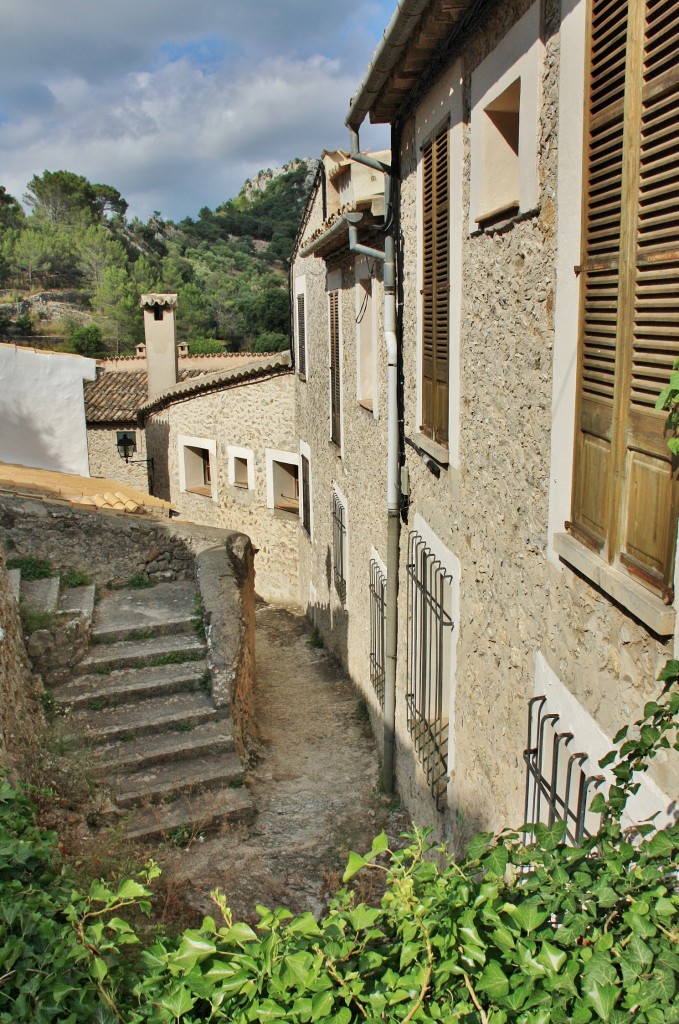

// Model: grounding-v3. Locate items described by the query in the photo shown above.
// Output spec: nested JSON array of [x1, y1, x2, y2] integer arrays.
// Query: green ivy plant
[[655, 357, 679, 454], [1, 672, 676, 1023]]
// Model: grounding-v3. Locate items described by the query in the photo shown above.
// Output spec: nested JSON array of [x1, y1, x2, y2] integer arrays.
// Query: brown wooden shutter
[[329, 290, 341, 446], [421, 124, 449, 444], [572, 0, 679, 597], [297, 293, 307, 376], [301, 454, 311, 535]]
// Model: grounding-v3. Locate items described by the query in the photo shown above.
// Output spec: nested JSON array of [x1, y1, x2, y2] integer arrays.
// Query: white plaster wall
[[0, 344, 96, 477]]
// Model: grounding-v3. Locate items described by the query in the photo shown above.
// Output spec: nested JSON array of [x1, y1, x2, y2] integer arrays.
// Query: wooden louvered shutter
[[301, 454, 311, 535], [421, 125, 450, 444], [572, 0, 679, 598], [297, 293, 307, 376], [329, 291, 341, 446]]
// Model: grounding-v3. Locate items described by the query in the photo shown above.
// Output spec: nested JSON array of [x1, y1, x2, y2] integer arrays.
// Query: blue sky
[[0, 0, 394, 221]]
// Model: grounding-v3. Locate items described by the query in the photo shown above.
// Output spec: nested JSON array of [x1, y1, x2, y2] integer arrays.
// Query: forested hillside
[[0, 160, 315, 356]]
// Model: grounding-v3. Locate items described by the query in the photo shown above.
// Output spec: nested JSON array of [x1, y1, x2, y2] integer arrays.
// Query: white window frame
[[227, 445, 255, 490], [468, 1, 543, 232], [299, 439, 313, 539], [265, 448, 300, 514], [414, 62, 464, 470], [177, 433, 217, 502], [355, 258, 379, 418]]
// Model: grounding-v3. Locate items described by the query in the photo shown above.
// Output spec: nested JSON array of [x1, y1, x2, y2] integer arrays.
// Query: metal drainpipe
[[345, 127, 399, 797]]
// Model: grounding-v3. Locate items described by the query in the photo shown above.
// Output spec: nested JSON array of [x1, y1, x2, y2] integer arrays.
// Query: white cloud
[[0, 0, 393, 220]]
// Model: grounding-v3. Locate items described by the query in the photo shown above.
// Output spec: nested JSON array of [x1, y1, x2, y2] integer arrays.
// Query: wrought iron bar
[[369, 558, 386, 708]]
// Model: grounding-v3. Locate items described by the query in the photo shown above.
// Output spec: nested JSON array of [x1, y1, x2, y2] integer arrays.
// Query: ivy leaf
[[477, 960, 510, 1000], [367, 832, 389, 859], [89, 957, 108, 983], [311, 989, 334, 1020], [466, 832, 494, 860], [482, 845, 509, 877], [348, 904, 381, 931], [646, 831, 674, 858], [585, 981, 619, 1021], [534, 821, 566, 851], [160, 985, 196, 1020], [342, 851, 367, 882], [174, 929, 216, 965], [511, 903, 550, 935], [537, 941, 567, 974], [223, 922, 258, 945], [284, 951, 314, 989], [116, 879, 148, 901]]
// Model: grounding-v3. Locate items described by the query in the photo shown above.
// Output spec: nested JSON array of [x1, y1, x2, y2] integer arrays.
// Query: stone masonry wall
[[293, 178, 391, 750], [87, 425, 151, 493], [394, 0, 675, 841], [145, 372, 299, 606], [0, 551, 44, 774]]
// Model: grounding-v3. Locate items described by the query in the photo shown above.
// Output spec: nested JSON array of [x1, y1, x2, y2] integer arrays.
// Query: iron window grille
[[329, 291, 341, 446], [406, 531, 454, 810], [523, 696, 604, 845], [369, 559, 386, 708], [332, 491, 347, 604]]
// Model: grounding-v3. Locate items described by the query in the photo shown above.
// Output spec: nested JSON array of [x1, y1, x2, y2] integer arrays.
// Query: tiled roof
[[138, 353, 292, 416], [84, 369, 203, 423], [0, 462, 171, 515]]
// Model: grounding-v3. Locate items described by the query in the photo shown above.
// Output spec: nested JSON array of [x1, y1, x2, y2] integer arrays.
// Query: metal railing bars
[[369, 558, 386, 708]]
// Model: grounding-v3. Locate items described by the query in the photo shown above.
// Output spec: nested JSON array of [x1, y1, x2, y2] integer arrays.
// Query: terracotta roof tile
[[84, 369, 203, 423]]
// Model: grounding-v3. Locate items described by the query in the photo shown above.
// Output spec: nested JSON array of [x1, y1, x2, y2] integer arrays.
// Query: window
[[421, 125, 449, 445], [356, 263, 377, 413], [329, 290, 342, 446], [178, 435, 216, 500], [479, 78, 520, 224], [295, 277, 307, 378], [523, 696, 604, 845], [265, 449, 300, 515], [369, 557, 386, 709], [406, 531, 454, 810], [227, 446, 254, 490], [301, 452, 311, 536], [153, 304, 164, 321], [332, 489, 347, 604], [568, 0, 679, 603]]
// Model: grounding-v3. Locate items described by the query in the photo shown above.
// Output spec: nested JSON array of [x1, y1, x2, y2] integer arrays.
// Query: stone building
[[291, 0, 678, 841]]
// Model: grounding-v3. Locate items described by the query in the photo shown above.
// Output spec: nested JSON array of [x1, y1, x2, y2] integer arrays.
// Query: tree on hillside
[[92, 183, 128, 221], [24, 170, 100, 226], [76, 224, 127, 290], [7, 225, 77, 289], [0, 186, 25, 233], [92, 255, 155, 354]]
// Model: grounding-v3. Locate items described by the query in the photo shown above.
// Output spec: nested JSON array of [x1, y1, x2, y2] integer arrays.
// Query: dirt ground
[[158, 603, 411, 924]]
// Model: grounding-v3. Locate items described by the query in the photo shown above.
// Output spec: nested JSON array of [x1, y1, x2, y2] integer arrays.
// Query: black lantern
[[116, 432, 137, 463]]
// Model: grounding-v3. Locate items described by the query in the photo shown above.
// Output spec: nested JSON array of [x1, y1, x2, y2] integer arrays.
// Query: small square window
[[479, 78, 520, 225], [272, 461, 299, 513], [178, 434, 216, 500], [227, 446, 254, 490], [234, 457, 249, 488]]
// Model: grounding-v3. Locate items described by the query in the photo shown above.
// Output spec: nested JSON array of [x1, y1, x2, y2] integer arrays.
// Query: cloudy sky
[[0, 0, 394, 222]]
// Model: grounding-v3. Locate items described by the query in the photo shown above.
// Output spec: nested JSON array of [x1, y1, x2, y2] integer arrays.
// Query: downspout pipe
[[345, 125, 400, 798]]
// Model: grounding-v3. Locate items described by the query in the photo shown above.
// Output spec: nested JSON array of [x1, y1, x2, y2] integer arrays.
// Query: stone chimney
[[140, 293, 178, 400]]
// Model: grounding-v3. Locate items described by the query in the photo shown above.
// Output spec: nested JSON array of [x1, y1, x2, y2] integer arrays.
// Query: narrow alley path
[[161, 603, 410, 924]]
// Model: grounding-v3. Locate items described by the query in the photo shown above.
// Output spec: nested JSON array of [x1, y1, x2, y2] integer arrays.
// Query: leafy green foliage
[[7, 556, 53, 579], [61, 568, 94, 588], [251, 331, 289, 353], [1, 674, 676, 1023], [68, 323, 106, 357], [655, 357, 679, 455], [127, 571, 155, 589]]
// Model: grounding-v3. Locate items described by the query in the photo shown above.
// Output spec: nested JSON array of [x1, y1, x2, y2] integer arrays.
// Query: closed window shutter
[[421, 125, 450, 444], [329, 291, 341, 445], [572, 0, 679, 597], [297, 293, 306, 376]]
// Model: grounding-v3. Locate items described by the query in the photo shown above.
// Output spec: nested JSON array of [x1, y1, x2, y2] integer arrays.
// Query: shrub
[[61, 568, 93, 588], [7, 555, 53, 579], [188, 336, 223, 354], [69, 322, 105, 357], [249, 331, 289, 353], [127, 571, 155, 589]]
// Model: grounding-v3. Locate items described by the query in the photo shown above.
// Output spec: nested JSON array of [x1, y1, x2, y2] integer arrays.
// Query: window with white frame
[[356, 261, 377, 414], [332, 488, 347, 605], [469, 1, 542, 230], [265, 449, 300, 515], [227, 446, 254, 490], [300, 440, 312, 537], [178, 434, 217, 500], [295, 276, 307, 378], [406, 529, 455, 810]]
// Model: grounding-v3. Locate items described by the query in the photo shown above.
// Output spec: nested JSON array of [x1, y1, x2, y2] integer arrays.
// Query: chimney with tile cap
[[140, 293, 178, 400]]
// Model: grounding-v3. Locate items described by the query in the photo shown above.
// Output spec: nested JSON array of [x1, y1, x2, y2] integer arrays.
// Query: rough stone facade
[[87, 425, 151, 492], [290, 0, 677, 840], [145, 370, 299, 606], [0, 551, 44, 774]]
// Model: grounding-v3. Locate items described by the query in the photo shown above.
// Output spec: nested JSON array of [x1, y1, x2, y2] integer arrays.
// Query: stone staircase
[[16, 572, 254, 841]]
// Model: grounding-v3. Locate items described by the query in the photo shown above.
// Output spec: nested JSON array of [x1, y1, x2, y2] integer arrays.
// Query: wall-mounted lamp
[[116, 431, 153, 470]]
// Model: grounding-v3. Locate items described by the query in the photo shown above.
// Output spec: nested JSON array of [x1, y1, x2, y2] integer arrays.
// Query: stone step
[[123, 785, 255, 842], [53, 660, 208, 710], [20, 576, 60, 613], [58, 584, 96, 617], [75, 632, 206, 674], [112, 751, 244, 809], [8, 568, 21, 602], [93, 719, 234, 773], [92, 580, 198, 644], [66, 691, 218, 744]]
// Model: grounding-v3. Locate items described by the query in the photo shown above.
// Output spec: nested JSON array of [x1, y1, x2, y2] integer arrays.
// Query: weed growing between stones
[[127, 571, 156, 589], [307, 625, 324, 648], [192, 593, 207, 640], [61, 568, 93, 588], [7, 555, 53, 579], [148, 650, 205, 667], [18, 602, 56, 634]]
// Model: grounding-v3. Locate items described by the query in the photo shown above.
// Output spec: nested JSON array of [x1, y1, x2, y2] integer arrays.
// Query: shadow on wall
[[1, 397, 68, 473], [145, 420, 171, 501]]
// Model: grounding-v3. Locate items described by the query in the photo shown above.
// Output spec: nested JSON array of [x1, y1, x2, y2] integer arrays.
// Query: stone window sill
[[411, 431, 449, 467], [271, 507, 299, 523], [553, 532, 675, 636], [185, 486, 212, 498]]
